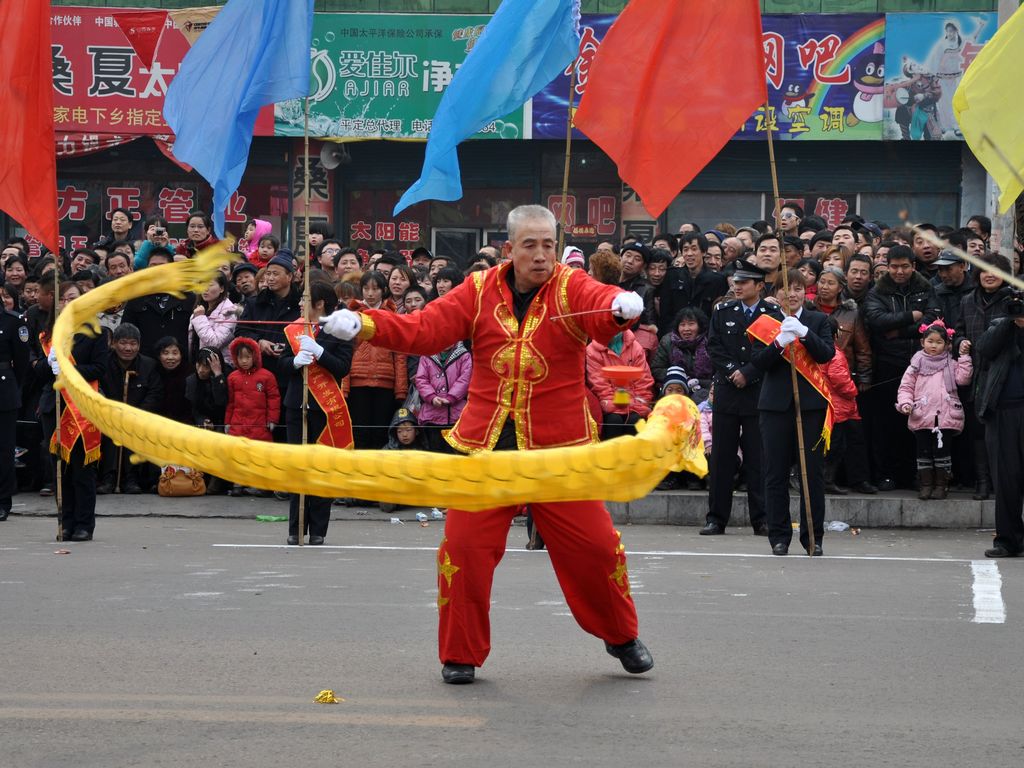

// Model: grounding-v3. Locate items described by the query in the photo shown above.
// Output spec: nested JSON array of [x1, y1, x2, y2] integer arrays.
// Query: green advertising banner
[[275, 14, 524, 140]]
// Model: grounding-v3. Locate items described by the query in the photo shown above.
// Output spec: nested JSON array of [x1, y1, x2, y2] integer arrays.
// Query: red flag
[[0, 0, 58, 252], [114, 10, 169, 69], [573, 0, 767, 219]]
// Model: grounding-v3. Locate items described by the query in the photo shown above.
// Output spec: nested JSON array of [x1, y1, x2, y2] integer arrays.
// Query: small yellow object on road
[[313, 690, 343, 704]]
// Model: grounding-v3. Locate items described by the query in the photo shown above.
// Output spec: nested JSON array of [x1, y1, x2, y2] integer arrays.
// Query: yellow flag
[[953, 6, 1024, 213]]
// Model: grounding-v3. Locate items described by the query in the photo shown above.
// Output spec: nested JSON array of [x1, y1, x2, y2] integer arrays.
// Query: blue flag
[[164, 0, 313, 237], [394, 0, 581, 216]]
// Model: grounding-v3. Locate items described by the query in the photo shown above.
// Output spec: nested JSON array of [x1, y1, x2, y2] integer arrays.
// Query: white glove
[[292, 350, 315, 368], [47, 348, 60, 375], [780, 315, 808, 338], [298, 334, 324, 359], [611, 291, 644, 320], [775, 330, 797, 348], [319, 309, 362, 341]]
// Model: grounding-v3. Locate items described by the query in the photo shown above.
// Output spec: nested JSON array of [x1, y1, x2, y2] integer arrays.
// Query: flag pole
[[765, 105, 815, 557], [53, 264, 63, 542], [297, 96, 313, 546], [557, 64, 578, 256]]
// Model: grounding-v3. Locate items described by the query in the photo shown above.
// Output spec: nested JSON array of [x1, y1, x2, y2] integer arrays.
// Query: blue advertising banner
[[882, 12, 996, 141], [532, 14, 886, 141], [738, 14, 886, 140], [531, 14, 615, 140]]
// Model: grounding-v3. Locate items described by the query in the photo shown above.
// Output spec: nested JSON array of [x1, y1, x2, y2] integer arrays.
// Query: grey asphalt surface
[[1, 516, 1022, 768]]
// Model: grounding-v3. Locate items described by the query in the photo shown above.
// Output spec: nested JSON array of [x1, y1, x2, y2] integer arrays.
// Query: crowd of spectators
[[4, 206, 1022, 510]]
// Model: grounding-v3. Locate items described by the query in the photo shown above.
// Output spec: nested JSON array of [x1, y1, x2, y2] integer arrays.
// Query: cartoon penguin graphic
[[780, 80, 814, 121], [848, 42, 885, 127]]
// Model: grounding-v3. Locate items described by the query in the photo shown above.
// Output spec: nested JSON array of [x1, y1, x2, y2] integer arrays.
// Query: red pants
[[437, 501, 640, 667]]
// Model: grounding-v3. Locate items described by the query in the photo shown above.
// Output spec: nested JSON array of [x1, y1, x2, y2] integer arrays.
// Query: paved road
[[1, 517, 1021, 768]]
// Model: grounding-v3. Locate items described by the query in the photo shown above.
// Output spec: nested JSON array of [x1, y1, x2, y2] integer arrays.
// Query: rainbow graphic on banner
[[806, 16, 887, 120]]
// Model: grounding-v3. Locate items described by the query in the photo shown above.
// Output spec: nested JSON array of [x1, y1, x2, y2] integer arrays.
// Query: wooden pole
[[556, 64, 578, 256], [298, 96, 312, 545], [765, 106, 816, 557], [53, 266, 63, 542]]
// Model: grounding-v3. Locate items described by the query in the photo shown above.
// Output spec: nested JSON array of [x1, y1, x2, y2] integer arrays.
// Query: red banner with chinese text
[[50, 6, 273, 137]]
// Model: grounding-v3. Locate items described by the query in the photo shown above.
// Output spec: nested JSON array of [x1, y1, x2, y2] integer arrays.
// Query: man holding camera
[[974, 287, 1024, 557]]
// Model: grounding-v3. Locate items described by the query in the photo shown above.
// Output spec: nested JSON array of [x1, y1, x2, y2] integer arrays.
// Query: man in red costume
[[321, 205, 653, 684]]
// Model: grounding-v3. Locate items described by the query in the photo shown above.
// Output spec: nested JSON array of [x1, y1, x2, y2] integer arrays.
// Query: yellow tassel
[[313, 690, 342, 704]]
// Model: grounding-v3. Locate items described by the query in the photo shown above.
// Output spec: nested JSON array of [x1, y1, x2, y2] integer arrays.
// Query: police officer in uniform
[[703, 261, 779, 536], [0, 308, 31, 521]]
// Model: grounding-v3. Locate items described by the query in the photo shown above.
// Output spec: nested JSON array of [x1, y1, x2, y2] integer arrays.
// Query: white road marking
[[970, 560, 1006, 624], [210, 543, 979, 564]]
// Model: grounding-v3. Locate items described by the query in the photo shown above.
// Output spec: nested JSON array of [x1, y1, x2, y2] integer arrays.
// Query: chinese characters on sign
[[276, 15, 524, 140]]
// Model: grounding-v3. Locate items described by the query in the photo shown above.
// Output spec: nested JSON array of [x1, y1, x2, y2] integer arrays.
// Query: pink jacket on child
[[896, 350, 973, 433]]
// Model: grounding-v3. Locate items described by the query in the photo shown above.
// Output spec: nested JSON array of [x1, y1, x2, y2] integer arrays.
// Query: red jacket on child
[[225, 337, 280, 441]]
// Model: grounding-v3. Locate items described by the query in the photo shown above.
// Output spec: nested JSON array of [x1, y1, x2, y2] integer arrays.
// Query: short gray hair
[[507, 205, 557, 243]]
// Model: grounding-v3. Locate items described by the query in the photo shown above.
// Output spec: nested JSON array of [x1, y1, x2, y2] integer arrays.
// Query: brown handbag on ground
[[157, 465, 207, 497]]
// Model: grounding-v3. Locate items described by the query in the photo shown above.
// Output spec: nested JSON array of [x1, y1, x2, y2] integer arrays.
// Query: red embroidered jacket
[[358, 262, 627, 452]]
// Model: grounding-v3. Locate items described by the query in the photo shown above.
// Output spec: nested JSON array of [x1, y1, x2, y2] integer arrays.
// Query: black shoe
[[851, 481, 878, 494], [985, 545, 1020, 558], [39, 486, 53, 497], [56, 529, 72, 542], [441, 663, 475, 684], [877, 478, 895, 492], [772, 543, 789, 556], [71, 529, 92, 542], [752, 522, 769, 536], [807, 544, 823, 557], [308, 535, 325, 545], [227, 486, 244, 497], [287, 535, 299, 545], [605, 638, 654, 674], [123, 482, 142, 495], [699, 522, 724, 536], [96, 482, 114, 495], [273, 491, 290, 501], [655, 478, 680, 491], [0, 508, 8, 522]]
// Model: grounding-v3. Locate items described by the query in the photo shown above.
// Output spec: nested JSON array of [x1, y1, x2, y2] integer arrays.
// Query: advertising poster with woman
[[883, 12, 995, 141]]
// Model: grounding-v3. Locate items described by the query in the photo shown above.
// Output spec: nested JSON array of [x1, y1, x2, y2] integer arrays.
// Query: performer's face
[[505, 219, 557, 292]]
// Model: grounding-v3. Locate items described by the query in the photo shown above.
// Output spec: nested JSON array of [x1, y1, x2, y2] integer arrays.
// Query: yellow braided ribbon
[[51, 242, 706, 510]]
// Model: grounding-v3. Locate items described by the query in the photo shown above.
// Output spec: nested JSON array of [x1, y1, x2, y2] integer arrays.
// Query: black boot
[[824, 463, 847, 495], [917, 467, 934, 500], [932, 466, 950, 500], [973, 446, 991, 501]]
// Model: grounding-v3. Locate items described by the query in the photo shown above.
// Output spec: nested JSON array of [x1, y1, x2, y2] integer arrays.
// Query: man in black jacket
[[974, 306, 1024, 557], [658, 232, 729, 335], [703, 261, 777, 536], [120, 248, 196, 360], [235, 253, 301, 423], [862, 245, 940, 489], [750, 270, 835, 556], [98, 323, 163, 494]]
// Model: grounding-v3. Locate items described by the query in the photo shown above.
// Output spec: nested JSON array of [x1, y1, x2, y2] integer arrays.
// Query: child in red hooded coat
[[225, 337, 280, 495]]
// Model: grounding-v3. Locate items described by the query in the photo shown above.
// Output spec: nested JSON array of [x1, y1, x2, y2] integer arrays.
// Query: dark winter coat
[[863, 271, 940, 374], [121, 292, 197, 360], [103, 353, 163, 413]]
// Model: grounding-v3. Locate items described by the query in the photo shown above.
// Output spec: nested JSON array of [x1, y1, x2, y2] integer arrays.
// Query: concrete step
[[608, 489, 995, 529]]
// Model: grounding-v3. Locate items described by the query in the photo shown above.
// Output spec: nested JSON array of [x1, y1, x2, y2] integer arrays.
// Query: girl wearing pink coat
[[896, 321, 973, 500]]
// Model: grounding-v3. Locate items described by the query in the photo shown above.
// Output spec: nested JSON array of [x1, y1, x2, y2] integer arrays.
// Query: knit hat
[[267, 251, 294, 273], [232, 261, 258, 278], [561, 246, 585, 268], [662, 366, 688, 394]]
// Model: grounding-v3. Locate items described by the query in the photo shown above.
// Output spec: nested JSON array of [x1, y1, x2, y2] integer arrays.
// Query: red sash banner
[[40, 336, 102, 465], [285, 322, 354, 450], [746, 315, 833, 452]]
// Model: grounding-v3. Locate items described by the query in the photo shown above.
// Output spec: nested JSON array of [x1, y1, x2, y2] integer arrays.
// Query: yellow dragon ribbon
[[50, 242, 705, 510]]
